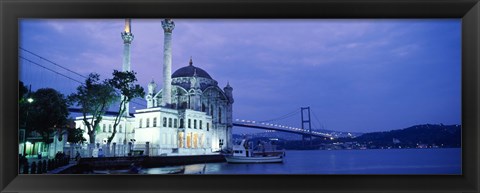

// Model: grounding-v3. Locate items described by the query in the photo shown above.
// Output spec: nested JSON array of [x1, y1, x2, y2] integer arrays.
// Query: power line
[[20, 47, 89, 79], [19, 54, 147, 108], [20, 55, 84, 84], [21, 48, 148, 107]]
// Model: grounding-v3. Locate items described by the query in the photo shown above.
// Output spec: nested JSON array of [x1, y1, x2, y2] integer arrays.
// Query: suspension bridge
[[19, 47, 334, 142]]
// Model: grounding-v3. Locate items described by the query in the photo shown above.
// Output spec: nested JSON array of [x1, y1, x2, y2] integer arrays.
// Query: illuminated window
[[186, 133, 191, 148], [153, 117, 157, 127], [168, 118, 172, 128]]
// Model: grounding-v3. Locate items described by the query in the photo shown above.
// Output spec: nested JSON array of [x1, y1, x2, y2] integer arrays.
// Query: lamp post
[[23, 97, 34, 157]]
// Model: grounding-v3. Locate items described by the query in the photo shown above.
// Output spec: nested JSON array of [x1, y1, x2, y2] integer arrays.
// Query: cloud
[[19, 19, 461, 133]]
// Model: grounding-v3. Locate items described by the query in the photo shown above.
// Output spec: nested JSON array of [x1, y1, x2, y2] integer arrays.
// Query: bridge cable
[[310, 109, 325, 130], [258, 109, 299, 123]]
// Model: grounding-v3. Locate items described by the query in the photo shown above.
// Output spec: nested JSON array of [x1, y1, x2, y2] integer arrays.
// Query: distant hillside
[[341, 124, 461, 148], [233, 124, 461, 150]]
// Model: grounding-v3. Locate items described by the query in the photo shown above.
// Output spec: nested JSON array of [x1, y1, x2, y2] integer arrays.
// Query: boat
[[225, 139, 285, 163]]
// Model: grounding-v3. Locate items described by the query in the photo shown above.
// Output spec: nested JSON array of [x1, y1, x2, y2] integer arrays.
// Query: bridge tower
[[301, 107, 313, 147]]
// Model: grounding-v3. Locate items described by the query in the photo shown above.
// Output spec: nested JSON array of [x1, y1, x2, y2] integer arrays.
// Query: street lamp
[[23, 97, 34, 157]]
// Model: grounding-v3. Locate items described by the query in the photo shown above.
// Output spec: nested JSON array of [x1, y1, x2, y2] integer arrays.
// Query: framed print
[[1, 0, 479, 192]]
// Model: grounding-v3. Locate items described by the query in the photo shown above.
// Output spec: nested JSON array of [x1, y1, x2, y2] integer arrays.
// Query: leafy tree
[[19, 81, 30, 127], [106, 70, 145, 147], [19, 81, 28, 102], [19, 81, 31, 155], [67, 127, 87, 145], [28, 88, 70, 145], [68, 73, 118, 145]]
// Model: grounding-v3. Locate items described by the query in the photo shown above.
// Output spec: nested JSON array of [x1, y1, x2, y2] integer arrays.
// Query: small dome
[[171, 59, 212, 79]]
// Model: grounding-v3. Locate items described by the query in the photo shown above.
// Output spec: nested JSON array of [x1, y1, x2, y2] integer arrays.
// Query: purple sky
[[19, 19, 461, 133]]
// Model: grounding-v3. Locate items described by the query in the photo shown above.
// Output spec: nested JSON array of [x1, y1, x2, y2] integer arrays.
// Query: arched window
[[119, 125, 123, 133], [153, 117, 157, 127], [194, 120, 197, 129], [103, 124, 106, 132], [108, 125, 112, 133], [202, 104, 206, 112], [139, 119, 142, 128], [207, 123, 209, 131], [146, 118, 150, 128], [174, 119, 178, 128], [210, 105, 214, 116], [188, 119, 191, 128], [200, 120, 203, 130], [168, 118, 172, 128], [163, 117, 167, 127], [180, 119, 184, 128], [218, 107, 222, 124]]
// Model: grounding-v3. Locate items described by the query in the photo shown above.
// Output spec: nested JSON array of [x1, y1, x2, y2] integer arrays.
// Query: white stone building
[[75, 19, 233, 156]]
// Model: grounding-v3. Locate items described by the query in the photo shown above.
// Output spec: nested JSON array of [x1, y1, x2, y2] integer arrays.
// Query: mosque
[[74, 19, 234, 156]]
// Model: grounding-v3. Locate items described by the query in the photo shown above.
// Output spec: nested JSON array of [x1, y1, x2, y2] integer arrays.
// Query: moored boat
[[225, 139, 284, 163]]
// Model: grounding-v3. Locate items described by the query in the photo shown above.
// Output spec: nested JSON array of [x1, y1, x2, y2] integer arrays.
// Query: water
[[142, 148, 461, 174]]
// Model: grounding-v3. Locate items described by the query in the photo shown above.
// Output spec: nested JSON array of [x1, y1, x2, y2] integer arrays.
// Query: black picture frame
[[1, 0, 479, 192]]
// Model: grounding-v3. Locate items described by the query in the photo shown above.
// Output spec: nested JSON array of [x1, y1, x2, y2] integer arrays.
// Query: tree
[[68, 73, 118, 146], [28, 88, 70, 147], [19, 81, 28, 102], [19, 81, 30, 127], [67, 127, 87, 145], [19, 81, 31, 156], [106, 70, 145, 149]]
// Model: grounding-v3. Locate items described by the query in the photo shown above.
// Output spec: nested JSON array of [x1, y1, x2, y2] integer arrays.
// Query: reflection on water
[[142, 148, 461, 175]]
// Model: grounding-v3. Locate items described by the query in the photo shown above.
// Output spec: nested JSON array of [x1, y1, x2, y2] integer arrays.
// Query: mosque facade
[[75, 19, 233, 156]]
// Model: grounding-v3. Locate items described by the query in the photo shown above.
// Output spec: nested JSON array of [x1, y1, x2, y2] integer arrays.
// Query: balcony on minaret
[[161, 19, 175, 33]]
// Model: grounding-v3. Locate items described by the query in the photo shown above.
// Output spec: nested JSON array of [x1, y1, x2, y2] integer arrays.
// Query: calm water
[[143, 148, 461, 174]]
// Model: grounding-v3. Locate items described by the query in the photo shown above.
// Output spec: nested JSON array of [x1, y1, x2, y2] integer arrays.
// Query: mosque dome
[[171, 58, 212, 79]]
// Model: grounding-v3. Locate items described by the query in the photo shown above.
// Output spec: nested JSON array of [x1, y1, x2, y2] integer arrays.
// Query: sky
[[19, 19, 461, 133]]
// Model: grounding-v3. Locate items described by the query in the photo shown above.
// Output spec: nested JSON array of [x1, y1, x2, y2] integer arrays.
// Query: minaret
[[161, 19, 175, 107], [147, 79, 157, 108], [121, 18, 134, 116], [224, 82, 234, 149]]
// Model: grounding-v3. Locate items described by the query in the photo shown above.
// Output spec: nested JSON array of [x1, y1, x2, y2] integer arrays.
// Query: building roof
[[171, 58, 212, 79]]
